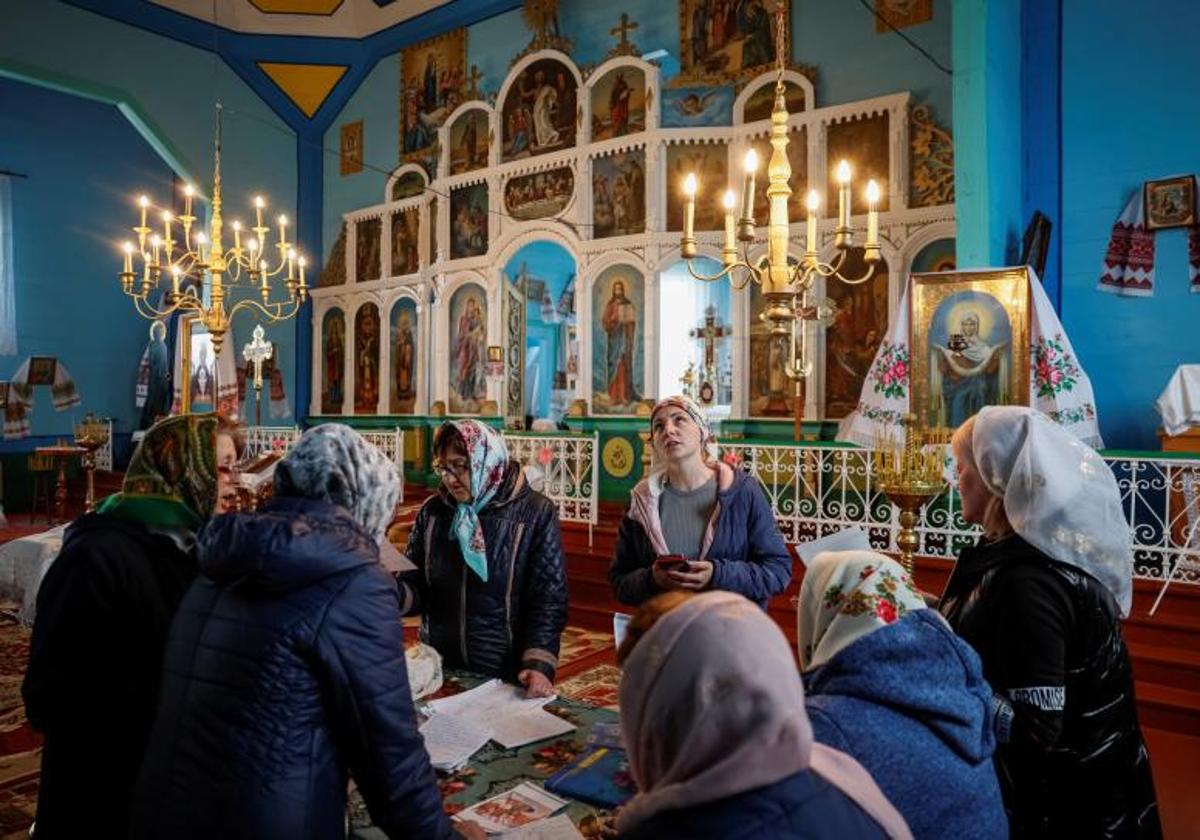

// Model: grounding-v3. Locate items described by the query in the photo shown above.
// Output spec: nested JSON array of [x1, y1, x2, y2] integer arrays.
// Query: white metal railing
[[503, 431, 600, 545], [358, 429, 406, 503], [243, 425, 405, 503], [718, 440, 1200, 589]]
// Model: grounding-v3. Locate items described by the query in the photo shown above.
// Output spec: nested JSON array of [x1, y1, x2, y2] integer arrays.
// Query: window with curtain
[[0, 174, 16, 355]]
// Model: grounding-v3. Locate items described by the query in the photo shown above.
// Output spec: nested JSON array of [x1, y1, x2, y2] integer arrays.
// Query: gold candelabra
[[73, 413, 110, 514], [117, 104, 308, 357], [679, 3, 880, 390], [873, 415, 947, 573]]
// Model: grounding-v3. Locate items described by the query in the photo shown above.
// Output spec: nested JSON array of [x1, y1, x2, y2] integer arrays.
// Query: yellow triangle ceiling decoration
[[257, 62, 348, 118]]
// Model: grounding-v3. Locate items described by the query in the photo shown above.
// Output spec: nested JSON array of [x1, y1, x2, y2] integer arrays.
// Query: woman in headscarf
[[614, 590, 911, 840], [797, 550, 1007, 839], [398, 419, 567, 698], [609, 395, 792, 608], [22, 413, 241, 839], [941, 406, 1160, 837], [131, 424, 481, 840]]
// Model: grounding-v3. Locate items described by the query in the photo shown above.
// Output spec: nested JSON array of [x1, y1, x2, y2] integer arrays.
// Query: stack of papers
[[453, 782, 569, 834], [419, 712, 492, 772], [427, 679, 576, 749]]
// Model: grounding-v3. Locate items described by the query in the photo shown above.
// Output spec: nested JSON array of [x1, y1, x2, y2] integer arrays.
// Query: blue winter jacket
[[617, 769, 890, 840], [130, 497, 455, 840], [609, 466, 793, 608], [803, 610, 1008, 840]]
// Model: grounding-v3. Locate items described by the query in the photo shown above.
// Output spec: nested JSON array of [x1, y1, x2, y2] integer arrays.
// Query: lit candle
[[122, 241, 133, 274], [162, 211, 173, 244], [255, 196, 265, 229], [248, 238, 259, 266], [195, 232, 208, 264], [138, 195, 149, 230], [171, 265, 181, 296], [261, 261, 269, 290], [183, 183, 194, 218], [836, 160, 851, 228], [865, 180, 880, 246], [277, 214, 288, 247], [722, 190, 737, 265], [287, 247, 296, 281], [150, 234, 161, 265], [805, 190, 819, 255], [741, 149, 758, 223], [232, 220, 242, 254], [683, 174, 697, 242], [298, 255, 307, 288]]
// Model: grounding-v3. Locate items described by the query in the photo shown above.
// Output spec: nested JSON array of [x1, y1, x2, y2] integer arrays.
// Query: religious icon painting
[[390, 209, 420, 276], [741, 79, 806, 123], [591, 265, 645, 415], [875, 0, 933, 32], [354, 303, 381, 415], [501, 57, 578, 162], [504, 167, 574, 221], [319, 223, 348, 287], [355, 217, 382, 282], [0, 382, 9, 410], [448, 284, 488, 414], [428, 196, 439, 262], [910, 237, 957, 273], [339, 120, 363, 176], [390, 298, 419, 414], [590, 66, 646, 141], [666, 143, 728, 231], [910, 267, 1031, 433], [26, 356, 57, 386], [822, 249, 889, 419], [1144, 174, 1197, 230], [748, 127, 807, 219], [677, 0, 786, 85], [391, 170, 426, 201], [748, 283, 792, 417], [449, 108, 490, 175], [400, 29, 467, 162], [826, 113, 890, 215], [661, 86, 735, 128], [592, 150, 646, 238], [188, 334, 216, 412], [321, 308, 346, 414], [450, 183, 488, 259]]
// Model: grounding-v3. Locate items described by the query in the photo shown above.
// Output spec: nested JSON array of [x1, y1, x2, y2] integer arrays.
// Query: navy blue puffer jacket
[[131, 497, 454, 840]]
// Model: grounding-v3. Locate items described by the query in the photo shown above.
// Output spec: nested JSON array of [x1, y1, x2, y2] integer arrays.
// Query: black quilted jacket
[[399, 461, 568, 681], [131, 497, 454, 840]]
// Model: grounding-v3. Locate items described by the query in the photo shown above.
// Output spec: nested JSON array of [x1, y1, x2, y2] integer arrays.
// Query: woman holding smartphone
[[608, 395, 792, 608]]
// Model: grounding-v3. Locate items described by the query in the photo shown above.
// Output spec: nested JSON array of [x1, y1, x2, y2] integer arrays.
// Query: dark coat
[[22, 514, 197, 840], [940, 535, 1161, 839], [609, 469, 793, 608], [804, 610, 1008, 839], [130, 498, 454, 840], [616, 770, 890, 840], [399, 462, 568, 680]]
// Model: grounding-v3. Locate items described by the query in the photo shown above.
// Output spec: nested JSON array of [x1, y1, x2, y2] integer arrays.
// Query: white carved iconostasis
[[309, 47, 956, 425]]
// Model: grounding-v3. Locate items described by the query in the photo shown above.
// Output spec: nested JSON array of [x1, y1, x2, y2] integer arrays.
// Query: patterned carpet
[[555, 665, 621, 711], [0, 608, 37, 840]]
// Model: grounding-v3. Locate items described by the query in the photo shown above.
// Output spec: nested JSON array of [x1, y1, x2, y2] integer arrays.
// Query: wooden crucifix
[[689, 305, 732, 405], [242, 324, 274, 426], [466, 64, 484, 100]]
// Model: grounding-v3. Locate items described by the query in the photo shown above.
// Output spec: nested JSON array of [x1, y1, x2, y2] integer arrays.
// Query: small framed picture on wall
[[340, 120, 364, 176], [1144, 174, 1196, 230]]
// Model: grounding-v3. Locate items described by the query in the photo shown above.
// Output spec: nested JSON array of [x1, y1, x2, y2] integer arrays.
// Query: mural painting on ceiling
[[450, 183, 488, 259], [592, 264, 644, 415], [678, 0, 786, 85], [391, 208, 420, 276], [320, 222, 347, 287], [392, 170, 426, 200], [666, 143, 728, 231], [875, 0, 933, 32], [321, 308, 345, 414], [910, 237, 957, 274], [356, 218, 382, 282], [504, 167, 574, 221], [501, 57, 578, 162], [390, 298, 419, 414], [748, 127, 807, 219], [449, 108, 490, 174], [592, 150, 645, 238], [449, 284, 488, 414], [340, 120, 363, 176], [824, 249, 889, 419], [590, 66, 646, 141], [748, 283, 791, 417], [742, 80, 806, 123], [662, 86, 734, 128], [826, 113, 890, 215], [354, 303, 381, 414], [401, 29, 467, 161]]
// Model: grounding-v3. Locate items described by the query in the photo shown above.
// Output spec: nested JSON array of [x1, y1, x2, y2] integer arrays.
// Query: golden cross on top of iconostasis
[[606, 13, 641, 58]]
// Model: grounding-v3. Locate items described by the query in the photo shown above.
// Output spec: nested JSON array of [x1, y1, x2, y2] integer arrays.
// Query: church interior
[[1, 0, 1199, 837]]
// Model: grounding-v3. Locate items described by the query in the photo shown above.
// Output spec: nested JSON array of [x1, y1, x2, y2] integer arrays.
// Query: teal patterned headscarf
[[435, 419, 511, 582]]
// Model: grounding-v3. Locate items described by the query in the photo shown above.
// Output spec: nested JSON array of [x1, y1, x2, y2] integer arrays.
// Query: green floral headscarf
[[96, 413, 222, 534]]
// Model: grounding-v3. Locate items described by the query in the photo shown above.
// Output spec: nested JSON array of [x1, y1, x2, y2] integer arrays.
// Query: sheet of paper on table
[[428, 678, 576, 749], [498, 813, 585, 839], [453, 781, 568, 834], [419, 712, 493, 772]]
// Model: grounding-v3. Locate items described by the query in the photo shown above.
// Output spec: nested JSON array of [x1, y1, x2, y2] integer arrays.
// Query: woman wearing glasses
[[398, 419, 568, 698]]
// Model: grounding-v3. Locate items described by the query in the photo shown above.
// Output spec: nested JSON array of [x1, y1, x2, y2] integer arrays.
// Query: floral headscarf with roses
[[797, 550, 926, 670], [434, 419, 511, 582]]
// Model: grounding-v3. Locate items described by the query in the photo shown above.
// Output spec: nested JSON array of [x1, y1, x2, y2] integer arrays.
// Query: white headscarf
[[965, 406, 1132, 615], [797, 550, 928, 670], [617, 591, 911, 838]]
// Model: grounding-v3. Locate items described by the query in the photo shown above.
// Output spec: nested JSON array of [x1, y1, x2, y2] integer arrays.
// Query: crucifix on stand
[[689, 306, 732, 405], [243, 324, 274, 426]]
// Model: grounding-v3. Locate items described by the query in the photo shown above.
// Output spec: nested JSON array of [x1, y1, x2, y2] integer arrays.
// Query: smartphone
[[655, 554, 692, 573]]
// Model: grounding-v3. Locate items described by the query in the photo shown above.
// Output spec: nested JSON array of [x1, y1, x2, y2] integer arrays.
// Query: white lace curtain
[[0, 175, 16, 356]]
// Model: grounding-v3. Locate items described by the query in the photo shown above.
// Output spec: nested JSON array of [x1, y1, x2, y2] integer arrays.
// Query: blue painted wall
[[505, 241, 576, 419], [0, 78, 172, 442], [1058, 0, 1200, 449]]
